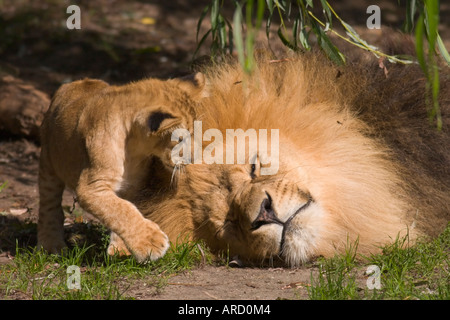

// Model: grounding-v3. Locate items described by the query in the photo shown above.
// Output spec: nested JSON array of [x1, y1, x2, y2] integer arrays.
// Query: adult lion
[[129, 53, 449, 266]]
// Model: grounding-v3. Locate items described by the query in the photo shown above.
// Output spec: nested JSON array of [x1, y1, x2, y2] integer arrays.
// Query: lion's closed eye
[[250, 155, 260, 179]]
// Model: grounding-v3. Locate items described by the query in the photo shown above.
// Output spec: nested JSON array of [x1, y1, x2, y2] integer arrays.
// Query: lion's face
[[180, 139, 328, 266], [215, 159, 324, 266]]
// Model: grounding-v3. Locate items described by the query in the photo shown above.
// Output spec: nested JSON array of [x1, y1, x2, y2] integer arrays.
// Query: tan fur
[[134, 53, 449, 266], [38, 74, 205, 262]]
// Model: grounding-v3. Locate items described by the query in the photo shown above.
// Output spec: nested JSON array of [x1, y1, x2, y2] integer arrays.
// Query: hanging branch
[[194, 0, 449, 128]]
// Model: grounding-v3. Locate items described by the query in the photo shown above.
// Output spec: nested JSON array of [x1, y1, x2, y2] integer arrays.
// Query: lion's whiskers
[[170, 163, 181, 187]]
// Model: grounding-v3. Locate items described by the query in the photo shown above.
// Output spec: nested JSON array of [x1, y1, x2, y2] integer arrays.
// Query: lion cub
[[38, 74, 204, 262]]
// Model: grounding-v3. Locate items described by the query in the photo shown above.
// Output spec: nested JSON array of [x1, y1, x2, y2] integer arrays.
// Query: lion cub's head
[[122, 72, 207, 172]]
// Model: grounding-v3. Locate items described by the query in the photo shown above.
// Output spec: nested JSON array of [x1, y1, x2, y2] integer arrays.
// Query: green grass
[[0, 182, 212, 300], [1, 222, 448, 300], [0, 227, 212, 300], [307, 237, 360, 300], [308, 224, 450, 300]]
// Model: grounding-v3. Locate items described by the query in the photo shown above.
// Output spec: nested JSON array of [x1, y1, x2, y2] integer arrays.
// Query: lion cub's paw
[[107, 232, 132, 257], [129, 220, 170, 263]]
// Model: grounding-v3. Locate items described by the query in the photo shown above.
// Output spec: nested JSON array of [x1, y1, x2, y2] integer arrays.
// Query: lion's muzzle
[[249, 191, 314, 256], [250, 191, 284, 230], [279, 196, 313, 254]]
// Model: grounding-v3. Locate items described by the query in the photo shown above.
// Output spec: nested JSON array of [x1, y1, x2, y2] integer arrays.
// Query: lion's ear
[[173, 72, 209, 99], [147, 111, 179, 134]]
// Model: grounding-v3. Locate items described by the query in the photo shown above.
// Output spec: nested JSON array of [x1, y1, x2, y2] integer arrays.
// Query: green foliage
[[195, 1, 421, 67], [307, 224, 450, 300], [233, 0, 266, 72], [366, 224, 450, 299], [196, 0, 449, 128], [0, 230, 212, 300], [413, 0, 449, 130], [0, 181, 7, 193], [307, 238, 360, 300]]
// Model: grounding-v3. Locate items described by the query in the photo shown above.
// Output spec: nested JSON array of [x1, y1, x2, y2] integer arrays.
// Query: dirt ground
[[1, 0, 449, 300]]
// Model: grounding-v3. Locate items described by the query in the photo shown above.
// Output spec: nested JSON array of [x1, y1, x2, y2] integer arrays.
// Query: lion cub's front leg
[[107, 231, 131, 256], [76, 171, 169, 262], [77, 178, 169, 262]]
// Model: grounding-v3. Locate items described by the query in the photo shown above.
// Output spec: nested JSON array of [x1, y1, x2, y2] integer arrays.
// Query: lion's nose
[[250, 192, 284, 230]]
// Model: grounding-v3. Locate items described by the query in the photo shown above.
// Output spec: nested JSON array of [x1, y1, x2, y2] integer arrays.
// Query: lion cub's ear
[[147, 111, 179, 135], [172, 72, 209, 99]]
